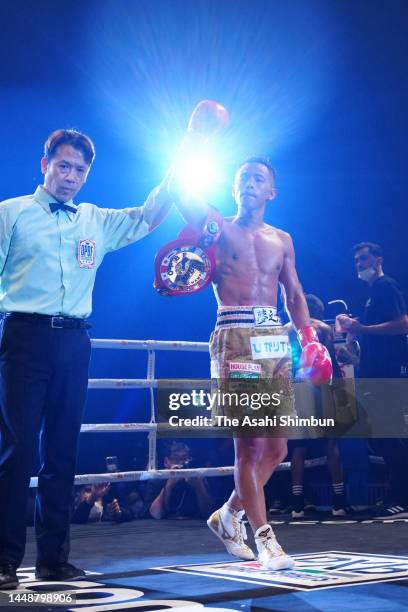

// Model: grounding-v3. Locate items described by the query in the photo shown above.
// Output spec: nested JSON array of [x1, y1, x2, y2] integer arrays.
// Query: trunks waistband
[[215, 306, 282, 329]]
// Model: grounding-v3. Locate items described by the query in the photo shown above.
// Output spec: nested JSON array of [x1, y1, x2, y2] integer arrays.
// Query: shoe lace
[[263, 535, 284, 556], [231, 514, 247, 545]]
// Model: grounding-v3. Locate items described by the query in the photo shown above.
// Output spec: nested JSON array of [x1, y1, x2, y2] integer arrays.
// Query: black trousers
[[0, 316, 91, 567]]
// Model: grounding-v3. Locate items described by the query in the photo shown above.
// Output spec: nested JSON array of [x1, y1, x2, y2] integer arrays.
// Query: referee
[[0, 129, 172, 588]]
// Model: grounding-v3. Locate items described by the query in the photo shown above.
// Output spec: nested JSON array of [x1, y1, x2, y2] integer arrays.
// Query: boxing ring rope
[[29, 337, 382, 488], [29, 458, 330, 488], [90, 339, 209, 351], [89, 339, 209, 474]]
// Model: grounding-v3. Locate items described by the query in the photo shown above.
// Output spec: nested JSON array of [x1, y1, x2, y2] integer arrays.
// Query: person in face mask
[[336, 242, 408, 378], [336, 242, 408, 519]]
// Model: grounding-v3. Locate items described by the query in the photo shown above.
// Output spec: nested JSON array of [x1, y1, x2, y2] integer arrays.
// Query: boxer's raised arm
[[167, 147, 210, 230], [167, 100, 229, 230]]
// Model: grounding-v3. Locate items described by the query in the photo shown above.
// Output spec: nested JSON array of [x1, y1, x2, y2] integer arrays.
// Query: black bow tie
[[49, 202, 77, 214]]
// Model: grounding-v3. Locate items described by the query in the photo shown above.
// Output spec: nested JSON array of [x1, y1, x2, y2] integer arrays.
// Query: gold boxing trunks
[[209, 306, 296, 430]]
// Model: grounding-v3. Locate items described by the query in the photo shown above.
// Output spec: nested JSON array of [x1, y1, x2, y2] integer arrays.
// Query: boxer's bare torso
[[213, 219, 290, 307], [170, 159, 308, 329]]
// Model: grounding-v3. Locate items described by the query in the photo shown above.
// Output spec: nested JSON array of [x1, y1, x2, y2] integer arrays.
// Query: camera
[[106, 456, 119, 473]]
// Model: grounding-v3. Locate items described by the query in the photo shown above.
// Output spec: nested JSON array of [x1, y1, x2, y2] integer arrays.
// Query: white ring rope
[[29, 457, 331, 488], [88, 379, 157, 389], [80, 423, 157, 433], [88, 379, 212, 389], [91, 339, 209, 352]]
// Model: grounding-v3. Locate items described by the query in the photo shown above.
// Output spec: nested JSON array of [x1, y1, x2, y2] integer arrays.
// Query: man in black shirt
[[338, 242, 407, 377], [337, 242, 408, 517]]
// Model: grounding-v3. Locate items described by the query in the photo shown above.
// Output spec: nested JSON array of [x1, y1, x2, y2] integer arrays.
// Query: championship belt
[[154, 209, 222, 296]]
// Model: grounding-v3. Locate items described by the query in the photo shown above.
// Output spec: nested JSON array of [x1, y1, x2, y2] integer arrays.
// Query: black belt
[[3, 312, 91, 329]]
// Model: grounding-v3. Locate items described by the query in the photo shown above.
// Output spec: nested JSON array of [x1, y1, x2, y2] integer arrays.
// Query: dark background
[[1, 0, 407, 471]]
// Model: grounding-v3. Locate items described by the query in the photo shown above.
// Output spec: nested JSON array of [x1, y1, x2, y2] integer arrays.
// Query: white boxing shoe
[[255, 524, 295, 571], [207, 507, 256, 561]]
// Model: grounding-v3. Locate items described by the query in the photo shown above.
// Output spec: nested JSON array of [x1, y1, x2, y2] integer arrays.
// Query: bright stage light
[[172, 138, 224, 199]]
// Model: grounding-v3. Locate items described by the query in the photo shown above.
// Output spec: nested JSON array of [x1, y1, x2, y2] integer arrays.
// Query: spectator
[[72, 483, 132, 524]]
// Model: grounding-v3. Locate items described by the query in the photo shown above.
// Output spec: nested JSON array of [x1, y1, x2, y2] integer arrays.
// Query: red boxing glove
[[187, 100, 230, 135], [297, 326, 333, 385]]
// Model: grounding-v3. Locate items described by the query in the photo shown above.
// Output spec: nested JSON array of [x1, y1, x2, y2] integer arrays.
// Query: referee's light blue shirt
[[0, 186, 152, 318]]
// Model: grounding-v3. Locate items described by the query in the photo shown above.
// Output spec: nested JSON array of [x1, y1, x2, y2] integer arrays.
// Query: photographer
[[147, 442, 213, 520]]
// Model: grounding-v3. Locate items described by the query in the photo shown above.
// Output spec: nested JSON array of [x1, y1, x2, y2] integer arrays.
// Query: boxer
[[159, 103, 332, 569]]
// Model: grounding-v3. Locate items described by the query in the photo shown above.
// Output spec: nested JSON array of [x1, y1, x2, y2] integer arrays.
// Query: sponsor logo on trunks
[[160, 551, 408, 591], [78, 239, 96, 268], [229, 362, 261, 379], [250, 335, 290, 360], [253, 307, 281, 327]]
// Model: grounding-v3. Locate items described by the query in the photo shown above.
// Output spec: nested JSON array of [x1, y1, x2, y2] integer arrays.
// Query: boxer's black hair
[[236, 157, 276, 182]]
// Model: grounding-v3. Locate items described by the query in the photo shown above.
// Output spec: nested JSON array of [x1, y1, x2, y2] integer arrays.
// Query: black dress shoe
[[35, 562, 86, 581], [0, 564, 19, 590]]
